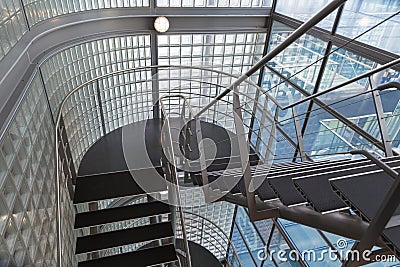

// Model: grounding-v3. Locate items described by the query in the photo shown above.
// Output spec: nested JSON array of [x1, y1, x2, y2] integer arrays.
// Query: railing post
[[369, 77, 394, 157], [232, 91, 278, 221]]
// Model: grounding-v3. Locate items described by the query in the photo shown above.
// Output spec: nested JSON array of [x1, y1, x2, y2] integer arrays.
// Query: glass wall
[[337, 0, 400, 54], [22, 0, 150, 26], [40, 35, 152, 168], [0, 73, 75, 266], [0, 0, 27, 62]]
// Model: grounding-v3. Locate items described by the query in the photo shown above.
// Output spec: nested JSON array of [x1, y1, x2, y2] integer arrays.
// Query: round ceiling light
[[154, 16, 170, 33]]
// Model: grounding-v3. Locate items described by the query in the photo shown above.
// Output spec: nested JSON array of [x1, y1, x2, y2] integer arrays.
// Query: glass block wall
[[0, 0, 28, 62], [158, 32, 266, 133], [181, 190, 236, 260], [22, 0, 150, 27], [40, 34, 153, 169], [0, 73, 75, 266]]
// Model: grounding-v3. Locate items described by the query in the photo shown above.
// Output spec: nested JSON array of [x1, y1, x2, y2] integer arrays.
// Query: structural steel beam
[[293, 3, 344, 162], [273, 13, 400, 72]]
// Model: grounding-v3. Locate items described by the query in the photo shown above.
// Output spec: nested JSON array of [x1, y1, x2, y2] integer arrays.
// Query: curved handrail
[[182, 211, 243, 267]]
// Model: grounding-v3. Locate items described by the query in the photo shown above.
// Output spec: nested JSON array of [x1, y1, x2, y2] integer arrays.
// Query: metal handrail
[[182, 211, 243, 267], [159, 94, 193, 267], [283, 59, 400, 110]]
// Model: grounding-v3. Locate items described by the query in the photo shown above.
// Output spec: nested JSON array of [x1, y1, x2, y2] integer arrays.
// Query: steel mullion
[[292, 3, 344, 162], [249, 0, 276, 141], [273, 219, 308, 267], [234, 221, 260, 267]]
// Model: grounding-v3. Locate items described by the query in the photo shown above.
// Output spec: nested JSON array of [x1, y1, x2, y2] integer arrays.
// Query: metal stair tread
[[74, 201, 171, 229], [77, 244, 177, 267], [75, 221, 174, 254]]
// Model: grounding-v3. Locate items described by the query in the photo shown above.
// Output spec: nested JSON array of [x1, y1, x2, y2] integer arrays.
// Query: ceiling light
[[154, 16, 170, 33]]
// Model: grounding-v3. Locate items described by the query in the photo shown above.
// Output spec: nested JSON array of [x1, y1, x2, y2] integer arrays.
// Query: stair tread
[[78, 244, 177, 267], [74, 201, 170, 229], [330, 167, 400, 222], [75, 221, 173, 254], [74, 171, 145, 203], [268, 158, 400, 207], [383, 226, 400, 257], [294, 159, 400, 213]]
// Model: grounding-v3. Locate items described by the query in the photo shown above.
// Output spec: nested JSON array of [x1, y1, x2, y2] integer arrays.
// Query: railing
[[159, 94, 193, 267], [180, 211, 243, 267]]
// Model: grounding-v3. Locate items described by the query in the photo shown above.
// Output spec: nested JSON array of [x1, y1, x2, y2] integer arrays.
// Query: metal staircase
[[73, 175, 178, 266]]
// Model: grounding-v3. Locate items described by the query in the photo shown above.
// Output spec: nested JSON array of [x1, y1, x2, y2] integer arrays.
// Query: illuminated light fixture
[[154, 16, 170, 33]]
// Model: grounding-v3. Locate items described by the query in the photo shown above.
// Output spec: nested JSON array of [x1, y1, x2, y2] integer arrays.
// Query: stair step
[[74, 171, 145, 204], [383, 226, 400, 258], [75, 221, 174, 254], [78, 244, 177, 267], [74, 201, 171, 229], [330, 166, 400, 222], [294, 158, 400, 213]]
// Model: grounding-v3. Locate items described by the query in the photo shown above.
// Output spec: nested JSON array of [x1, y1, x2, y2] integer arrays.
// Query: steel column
[[292, 108, 307, 162], [150, 32, 160, 118], [293, 3, 344, 161]]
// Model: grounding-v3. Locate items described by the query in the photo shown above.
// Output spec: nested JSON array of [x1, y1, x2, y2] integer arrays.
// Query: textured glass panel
[[23, 0, 150, 26], [157, 32, 266, 131], [41, 35, 152, 168], [0, 74, 76, 266], [0, 1, 27, 62]]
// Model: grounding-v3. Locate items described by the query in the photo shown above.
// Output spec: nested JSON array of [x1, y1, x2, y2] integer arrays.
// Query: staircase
[[69, 118, 400, 265], [182, 115, 400, 259], [73, 171, 178, 266]]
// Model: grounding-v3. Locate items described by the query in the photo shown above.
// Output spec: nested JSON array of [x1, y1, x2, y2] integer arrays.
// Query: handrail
[[194, 0, 346, 118], [182, 211, 243, 267], [159, 94, 193, 267], [283, 58, 400, 110]]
